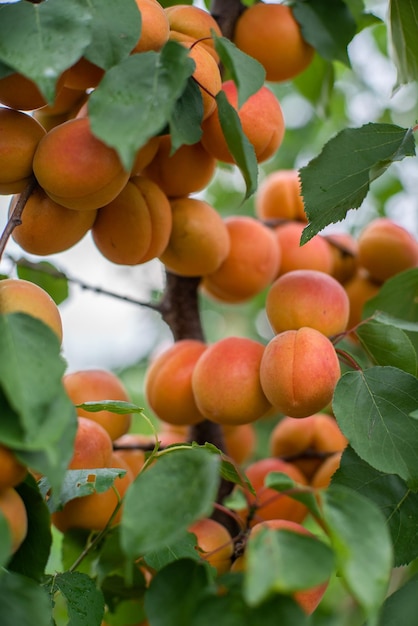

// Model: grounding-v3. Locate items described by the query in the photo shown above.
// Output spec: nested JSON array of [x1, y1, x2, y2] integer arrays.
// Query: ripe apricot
[[63, 57, 104, 91], [63, 369, 132, 441], [325, 232, 359, 284], [0, 108, 46, 194], [343, 269, 381, 331], [274, 222, 334, 276], [233, 3, 314, 82], [255, 169, 306, 222], [0, 445, 27, 490], [222, 424, 256, 465], [260, 328, 341, 418], [33, 117, 130, 211], [270, 414, 347, 480], [143, 136, 216, 197], [191, 337, 272, 426], [165, 4, 222, 61], [266, 270, 350, 337], [0, 278, 63, 342], [239, 457, 308, 527], [69, 417, 113, 470], [159, 197, 230, 277], [0, 72, 48, 110], [202, 216, 280, 303], [132, 0, 170, 53], [250, 519, 329, 614], [311, 451, 343, 489], [113, 433, 148, 478], [35, 86, 88, 117], [130, 136, 161, 176], [10, 187, 96, 255], [357, 217, 418, 283], [52, 453, 133, 533], [189, 517, 234, 575], [145, 339, 207, 427], [185, 41, 222, 120], [201, 80, 285, 164], [0, 487, 28, 554]]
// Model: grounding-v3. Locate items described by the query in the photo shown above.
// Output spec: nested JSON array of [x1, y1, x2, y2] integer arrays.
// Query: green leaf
[[378, 571, 418, 626], [0, 314, 77, 497], [144, 530, 201, 571], [292, 0, 357, 65], [169, 77, 203, 151], [213, 35, 265, 107], [0, 513, 12, 568], [319, 484, 393, 621], [333, 366, 418, 488], [16, 259, 69, 305], [333, 446, 418, 567], [300, 124, 416, 243], [243, 528, 334, 606], [8, 474, 52, 582], [265, 472, 322, 518], [120, 447, 220, 557], [88, 41, 195, 171], [0, 571, 52, 626], [389, 0, 418, 86], [356, 320, 417, 375], [81, 0, 141, 70], [76, 400, 144, 415], [364, 268, 418, 324], [215, 90, 258, 199], [53, 571, 105, 626], [0, 0, 92, 102]]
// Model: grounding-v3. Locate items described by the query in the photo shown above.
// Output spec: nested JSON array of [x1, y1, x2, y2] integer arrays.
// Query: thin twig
[[0, 176, 38, 262]]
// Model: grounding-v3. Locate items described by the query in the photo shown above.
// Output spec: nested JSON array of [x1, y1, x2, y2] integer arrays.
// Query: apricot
[[260, 328, 341, 418], [0, 72, 48, 110], [10, 187, 96, 255], [357, 217, 418, 283], [0, 445, 27, 491], [32, 117, 130, 211], [112, 433, 148, 478], [239, 457, 308, 527], [0, 107, 46, 194], [35, 85, 88, 117], [69, 417, 113, 470], [343, 269, 381, 331], [266, 270, 350, 337], [142, 136, 216, 197], [222, 423, 257, 465], [185, 41, 222, 120], [189, 517, 234, 575], [0, 487, 28, 554], [52, 452, 133, 532], [191, 336, 272, 426], [0, 278, 63, 343], [250, 519, 329, 614], [255, 169, 306, 222], [63, 369, 132, 441], [326, 232, 359, 284], [145, 339, 207, 427], [130, 135, 161, 176], [233, 3, 314, 82], [132, 0, 170, 53], [202, 216, 281, 303], [311, 451, 343, 489], [274, 222, 334, 276], [165, 4, 222, 61], [63, 57, 105, 91], [201, 80, 285, 164], [158, 424, 189, 447], [159, 197, 230, 277], [270, 414, 347, 480]]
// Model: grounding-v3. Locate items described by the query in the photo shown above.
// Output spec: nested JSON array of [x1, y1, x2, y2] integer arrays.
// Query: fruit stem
[[0, 176, 38, 262]]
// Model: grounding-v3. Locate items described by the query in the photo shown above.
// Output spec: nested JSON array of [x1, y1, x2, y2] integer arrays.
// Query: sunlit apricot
[[132, 0, 170, 53], [189, 517, 234, 574], [233, 3, 314, 82], [255, 169, 306, 222], [274, 222, 333, 276], [165, 4, 222, 61], [0, 487, 28, 554], [0, 278, 63, 342], [63, 369, 132, 441], [69, 416, 113, 470], [0, 445, 27, 490], [10, 187, 96, 255]]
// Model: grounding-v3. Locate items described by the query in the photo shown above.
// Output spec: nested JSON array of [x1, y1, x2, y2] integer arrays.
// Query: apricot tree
[[0, 1, 417, 625]]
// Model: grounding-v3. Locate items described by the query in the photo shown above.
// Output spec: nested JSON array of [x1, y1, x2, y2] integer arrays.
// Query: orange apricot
[[132, 0, 170, 53], [112, 433, 148, 478], [255, 169, 306, 222], [145, 339, 207, 427], [69, 417, 113, 470], [311, 451, 343, 489], [142, 136, 216, 197], [0, 278, 63, 342], [191, 337, 272, 426], [274, 221, 334, 276], [202, 216, 280, 303], [35, 86, 88, 117], [265, 269, 350, 337], [33, 117, 129, 211], [130, 136, 161, 176], [239, 457, 308, 527], [0, 72, 48, 110], [260, 328, 341, 418], [201, 80, 285, 164], [0, 107, 46, 194], [222, 424, 257, 465], [63, 369, 132, 441], [326, 232, 359, 284], [233, 3, 314, 82], [0, 487, 28, 554], [165, 4, 222, 61], [185, 41, 222, 120], [189, 517, 234, 575], [357, 217, 418, 283], [270, 414, 347, 480], [0, 445, 27, 491], [159, 197, 230, 277], [63, 57, 105, 91], [343, 268, 381, 331], [10, 187, 96, 255]]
